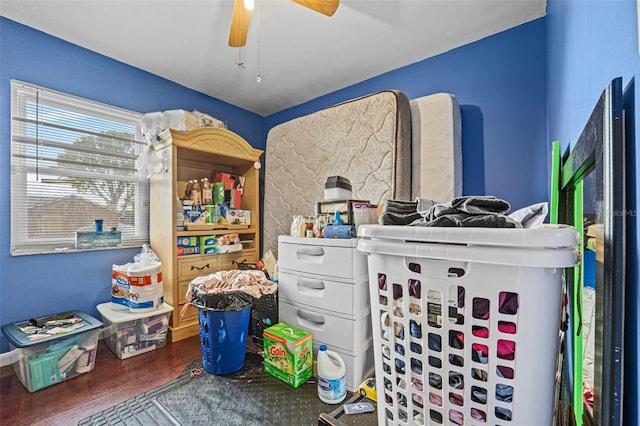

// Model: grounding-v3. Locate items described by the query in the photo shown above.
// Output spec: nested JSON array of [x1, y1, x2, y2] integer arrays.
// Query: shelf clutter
[[150, 127, 263, 342]]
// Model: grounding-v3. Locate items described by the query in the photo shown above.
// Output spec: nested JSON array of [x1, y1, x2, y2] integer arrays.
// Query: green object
[[262, 323, 313, 388], [200, 235, 217, 254], [572, 179, 584, 423], [29, 352, 62, 391], [76, 230, 121, 249], [213, 182, 225, 205]]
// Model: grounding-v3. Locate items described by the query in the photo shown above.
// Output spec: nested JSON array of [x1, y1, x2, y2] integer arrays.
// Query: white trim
[[0, 349, 22, 367]]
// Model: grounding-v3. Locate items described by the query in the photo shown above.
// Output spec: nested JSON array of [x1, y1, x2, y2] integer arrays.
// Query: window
[[10, 80, 149, 255]]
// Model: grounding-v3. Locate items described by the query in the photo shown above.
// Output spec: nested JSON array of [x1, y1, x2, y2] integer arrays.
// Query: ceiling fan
[[228, 0, 340, 47]]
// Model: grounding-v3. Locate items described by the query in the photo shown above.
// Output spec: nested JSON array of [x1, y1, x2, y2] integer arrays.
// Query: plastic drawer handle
[[297, 278, 325, 290], [296, 309, 325, 325], [191, 264, 210, 271], [296, 247, 325, 257]]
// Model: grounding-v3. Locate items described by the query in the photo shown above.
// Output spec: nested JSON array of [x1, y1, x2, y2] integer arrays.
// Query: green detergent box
[[263, 323, 313, 388], [199, 235, 217, 254]]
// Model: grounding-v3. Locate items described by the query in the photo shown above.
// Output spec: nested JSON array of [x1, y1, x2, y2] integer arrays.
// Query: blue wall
[[0, 18, 264, 352], [266, 19, 549, 212], [1, 7, 638, 420], [546, 1, 639, 424]]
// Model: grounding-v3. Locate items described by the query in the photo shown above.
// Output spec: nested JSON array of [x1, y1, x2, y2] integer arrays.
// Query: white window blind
[[10, 80, 149, 255]]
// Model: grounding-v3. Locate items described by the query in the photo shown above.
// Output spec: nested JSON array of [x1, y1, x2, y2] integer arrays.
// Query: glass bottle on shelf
[[184, 180, 193, 201], [202, 178, 213, 205], [192, 179, 202, 207]]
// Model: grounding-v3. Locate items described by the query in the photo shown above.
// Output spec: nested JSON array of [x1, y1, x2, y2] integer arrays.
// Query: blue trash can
[[198, 306, 251, 375]]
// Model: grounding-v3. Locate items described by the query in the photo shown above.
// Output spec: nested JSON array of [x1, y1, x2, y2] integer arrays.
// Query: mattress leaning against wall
[[262, 90, 412, 255], [410, 92, 463, 203]]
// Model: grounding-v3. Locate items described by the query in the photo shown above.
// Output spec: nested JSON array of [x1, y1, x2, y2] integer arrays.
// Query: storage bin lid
[[325, 176, 352, 191], [357, 224, 579, 248], [1, 310, 103, 348], [96, 302, 173, 324]]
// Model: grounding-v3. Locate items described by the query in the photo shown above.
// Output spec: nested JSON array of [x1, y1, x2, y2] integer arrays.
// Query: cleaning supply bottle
[[317, 344, 346, 404], [333, 209, 343, 226]]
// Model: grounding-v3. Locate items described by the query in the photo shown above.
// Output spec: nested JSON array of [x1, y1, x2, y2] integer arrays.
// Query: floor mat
[[78, 352, 340, 426]]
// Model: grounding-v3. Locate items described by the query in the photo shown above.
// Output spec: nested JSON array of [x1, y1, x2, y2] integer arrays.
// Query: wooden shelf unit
[[150, 127, 263, 342]]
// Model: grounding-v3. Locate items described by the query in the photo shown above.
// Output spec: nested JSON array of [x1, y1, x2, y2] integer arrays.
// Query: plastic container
[[198, 306, 251, 375], [96, 302, 173, 359], [324, 176, 352, 201], [353, 203, 378, 231], [1, 311, 103, 392], [357, 224, 579, 426], [317, 344, 347, 404]]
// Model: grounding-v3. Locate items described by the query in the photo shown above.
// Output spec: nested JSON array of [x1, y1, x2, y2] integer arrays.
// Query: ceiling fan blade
[[290, 0, 340, 17], [228, 0, 252, 47]]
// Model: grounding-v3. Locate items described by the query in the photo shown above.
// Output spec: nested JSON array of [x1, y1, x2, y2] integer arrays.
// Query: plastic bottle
[[317, 344, 346, 404], [333, 210, 343, 226]]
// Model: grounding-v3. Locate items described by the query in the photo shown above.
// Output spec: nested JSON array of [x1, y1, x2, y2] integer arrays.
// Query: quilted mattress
[[409, 92, 463, 202], [263, 90, 412, 254]]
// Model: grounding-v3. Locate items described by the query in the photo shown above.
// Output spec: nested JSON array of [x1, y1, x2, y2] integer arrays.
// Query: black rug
[[78, 352, 347, 426]]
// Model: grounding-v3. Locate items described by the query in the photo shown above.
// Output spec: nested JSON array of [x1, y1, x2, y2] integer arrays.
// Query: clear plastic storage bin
[[1, 311, 102, 392], [357, 224, 579, 426], [97, 302, 173, 359]]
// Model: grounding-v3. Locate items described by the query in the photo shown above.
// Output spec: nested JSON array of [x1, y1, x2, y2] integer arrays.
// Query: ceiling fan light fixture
[[228, 0, 339, 48]]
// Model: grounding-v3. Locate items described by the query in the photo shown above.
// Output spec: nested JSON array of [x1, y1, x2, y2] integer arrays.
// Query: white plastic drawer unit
[[277, 270, 370, 318], [279, 300, 372, 353], [278, 270, 371, 318], [278, 236, 367, 280]]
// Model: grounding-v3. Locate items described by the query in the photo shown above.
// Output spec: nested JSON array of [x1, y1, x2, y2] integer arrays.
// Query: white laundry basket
[[357, 225, 579, 426]]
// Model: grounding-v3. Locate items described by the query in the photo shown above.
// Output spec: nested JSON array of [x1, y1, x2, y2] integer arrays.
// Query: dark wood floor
[[0, 335, 203, 426]]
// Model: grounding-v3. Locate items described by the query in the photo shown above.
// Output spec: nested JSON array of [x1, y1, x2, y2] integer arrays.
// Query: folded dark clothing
[[379, 211, 423, 225], [416, 213, 519, 228], [384, 199, 419, 214], [425, 196, 510, 221]]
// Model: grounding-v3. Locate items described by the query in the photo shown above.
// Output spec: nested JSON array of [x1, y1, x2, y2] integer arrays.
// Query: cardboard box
[[263, 323, 313, 388], [177, 236, 200, 256], [1, 311, 103, 392], [163, 109, 199, 132], [224, 189, 242, 209], [76, 230, 122, 249], [97, 302, 173, 360], [226, 209, 251, 225], [200, 235, 217, 254], [212, 172, 238, 190]]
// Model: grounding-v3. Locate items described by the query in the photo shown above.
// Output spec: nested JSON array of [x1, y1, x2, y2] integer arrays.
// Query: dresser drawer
[[278, 238, 366, 280], [218, 250, 257, 271], [178, 256, 216, 280], [278, 300, 372, 353], [278, 270, 370, 318], [178, 279, 191, 304], [177, 303, 199, 325]]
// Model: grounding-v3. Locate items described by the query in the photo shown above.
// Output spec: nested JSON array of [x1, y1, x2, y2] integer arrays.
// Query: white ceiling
[[1, 0, 546, 116]]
